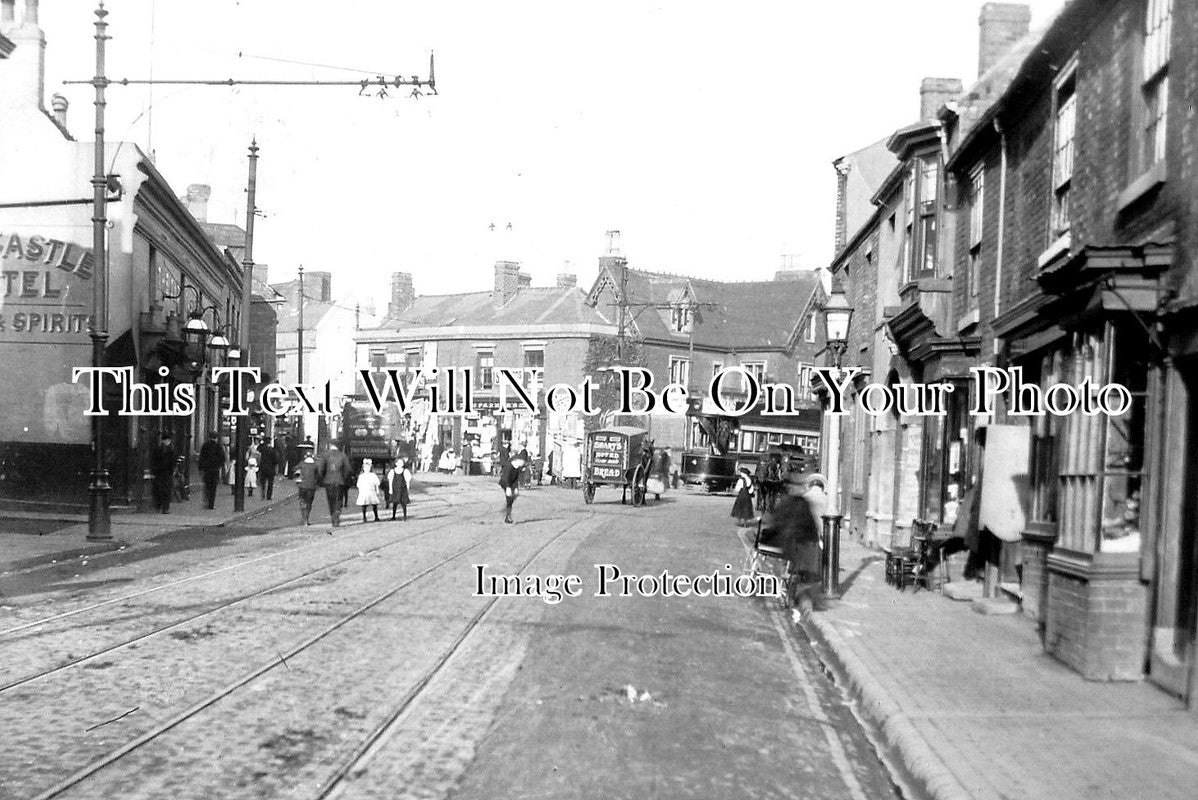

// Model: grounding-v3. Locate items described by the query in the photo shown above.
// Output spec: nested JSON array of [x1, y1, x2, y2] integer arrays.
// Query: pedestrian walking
[[258, 442, 277, 500], [274, 434, 289, 476], [386, 457, 412, 520], [245, 441, 260, 497], [731, 467, 756, 526], [150, 434, 176, 513], [431, 441, 444, 474], [198, 432, 226, 510], [293, 442, 319, 525], [438, 447, 457, 474], [498, 447, 529, 524], [356, 458, 382, 523], [460, 440, 473, 476], [763, 472, 824, 619], [804, 473, 828, 531], [317, 443, 353, 528]]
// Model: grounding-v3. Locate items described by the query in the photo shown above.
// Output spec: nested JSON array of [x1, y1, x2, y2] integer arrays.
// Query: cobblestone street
[[0, 478, 900, 800]]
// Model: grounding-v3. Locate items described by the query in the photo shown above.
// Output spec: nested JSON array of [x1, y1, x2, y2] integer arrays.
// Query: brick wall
[[1020, 537, 1052, 625], [1045, 553, 1149, 681]]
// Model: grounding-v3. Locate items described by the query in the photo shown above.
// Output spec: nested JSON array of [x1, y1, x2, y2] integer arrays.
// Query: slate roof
[[590, 267, 821, 351], [270, 279, 336, 335], [375, 285, 613, 332]]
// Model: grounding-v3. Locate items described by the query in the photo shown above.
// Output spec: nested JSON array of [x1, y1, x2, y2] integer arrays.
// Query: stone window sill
[[1116, 160, 1166, 214], [1036, 232, 1072, 270]]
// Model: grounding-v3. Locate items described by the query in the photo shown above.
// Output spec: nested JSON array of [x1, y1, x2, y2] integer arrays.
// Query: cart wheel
[[582, 483, 595, 505]]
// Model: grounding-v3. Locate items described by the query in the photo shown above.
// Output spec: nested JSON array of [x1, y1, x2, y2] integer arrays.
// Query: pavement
[[802, 536, 1198, 800], [0, 476, 299, 576]]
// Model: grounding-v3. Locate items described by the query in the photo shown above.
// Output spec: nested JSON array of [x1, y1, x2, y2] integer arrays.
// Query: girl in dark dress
[[386, 458, 412, 520], [731, 468, 756, 526]]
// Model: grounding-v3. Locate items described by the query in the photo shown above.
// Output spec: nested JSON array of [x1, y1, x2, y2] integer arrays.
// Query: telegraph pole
[[232, 139, 258, 512], [297, 264, 306, 447], [65, 3, 435, 532], [86, 2, 112, 541]]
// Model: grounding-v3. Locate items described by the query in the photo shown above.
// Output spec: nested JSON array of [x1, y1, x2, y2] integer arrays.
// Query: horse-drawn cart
[[582, 426, 668, 505]]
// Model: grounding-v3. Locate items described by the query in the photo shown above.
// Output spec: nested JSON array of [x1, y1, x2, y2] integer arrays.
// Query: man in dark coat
[[498, 447, 529, 524], [317, 443, 354, 528], [257, 443, 277, 500], [274, 435, 289, 477], [293, 442, 320, 525], [197, 432, 226, 510], [150, 434, 176, 513], [762, 472, 823, 613]]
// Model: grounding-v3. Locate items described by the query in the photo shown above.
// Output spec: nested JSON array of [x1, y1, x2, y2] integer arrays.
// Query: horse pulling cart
[[582, 426, 670, 506]]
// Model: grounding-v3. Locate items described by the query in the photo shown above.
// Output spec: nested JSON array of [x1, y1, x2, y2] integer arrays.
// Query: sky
[[37, 0, 1065, 302]]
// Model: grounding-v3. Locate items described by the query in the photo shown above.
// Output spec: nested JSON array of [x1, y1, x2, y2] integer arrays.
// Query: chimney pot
[[49, 92, 67, 127], [978, 3, 1031, 77], [23, 0, 36, 25], [2, 1, 14, 27]]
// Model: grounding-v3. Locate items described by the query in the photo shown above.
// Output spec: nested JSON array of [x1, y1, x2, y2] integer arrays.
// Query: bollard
[[821, 513, 843, 599]]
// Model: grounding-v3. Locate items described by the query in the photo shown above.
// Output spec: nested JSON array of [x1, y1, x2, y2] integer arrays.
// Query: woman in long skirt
[[386, 458, 412, 520], [731, 468, 756, 526], [356, 458, 382, 523]]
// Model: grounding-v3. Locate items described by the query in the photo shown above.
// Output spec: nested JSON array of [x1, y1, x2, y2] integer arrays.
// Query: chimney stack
[[557, 273, 577, 289], [305, 271, 332, 302], [919, 77, 963, 120], [49, 92, 67, 129], [978, 3, 1031, 77], [493, 261, 522, 307], [184, 184, 211, 223], [388, 272, 414, 318], [0, 0, 46, 115]]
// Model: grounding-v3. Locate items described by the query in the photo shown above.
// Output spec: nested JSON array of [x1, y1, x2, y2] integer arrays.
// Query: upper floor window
[[968, 164, 985, 303], [1142, 0, 1172, 170], [804, 314, 816, 343], [369, 350, 387, 370], [1052, 65, 1077, 236], [797, 363, 814, 399], [522, 346, 545, 389], [476, 349, 494, 390], [742, 361, 766, 387], [904, 156, 940, 282], [668, 356, 690, 388]]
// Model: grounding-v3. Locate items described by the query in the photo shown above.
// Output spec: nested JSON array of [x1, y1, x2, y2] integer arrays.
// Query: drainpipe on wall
[[993, 117, 1008, 330]]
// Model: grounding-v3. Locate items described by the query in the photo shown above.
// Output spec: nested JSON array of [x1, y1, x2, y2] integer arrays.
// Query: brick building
[[354, 260, 616, 470], [583, 238, 826, 467], [941, 0, 1198, 701], [0, 1, 246, 508], [827, 0, 1198, 706]]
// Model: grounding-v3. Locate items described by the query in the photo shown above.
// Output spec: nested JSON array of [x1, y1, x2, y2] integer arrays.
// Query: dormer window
[[671, 304, 692, 333]]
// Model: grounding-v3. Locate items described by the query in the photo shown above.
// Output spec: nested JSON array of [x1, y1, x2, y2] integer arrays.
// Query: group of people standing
[[292, 443, 414, 528]]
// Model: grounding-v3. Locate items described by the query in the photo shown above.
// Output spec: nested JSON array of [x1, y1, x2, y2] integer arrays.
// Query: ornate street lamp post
[[820, 285, 853, 598]]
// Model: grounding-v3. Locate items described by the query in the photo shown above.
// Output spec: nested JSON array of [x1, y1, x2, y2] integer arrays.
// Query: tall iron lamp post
[[820, 285, 853, 598]]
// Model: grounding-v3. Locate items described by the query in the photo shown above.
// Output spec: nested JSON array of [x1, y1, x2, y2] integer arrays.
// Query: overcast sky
[[38, 0, 1064, 301]]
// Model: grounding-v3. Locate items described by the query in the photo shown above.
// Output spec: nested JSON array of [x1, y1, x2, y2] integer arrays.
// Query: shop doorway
[[1150, 361, 1198, 706]]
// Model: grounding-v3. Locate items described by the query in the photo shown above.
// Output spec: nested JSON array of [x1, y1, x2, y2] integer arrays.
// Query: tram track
[[0, 501, 498, 694], [0, 492, 469, 640], [314, 512, 594, 799], [24, 506, 572, 800]]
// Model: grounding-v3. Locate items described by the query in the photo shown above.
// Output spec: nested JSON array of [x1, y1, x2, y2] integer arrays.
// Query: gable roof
[[375, 284, 612, 332], [833, 137, 899, 245], [269, 278, 336, 334], [587, 266, 821, 351]]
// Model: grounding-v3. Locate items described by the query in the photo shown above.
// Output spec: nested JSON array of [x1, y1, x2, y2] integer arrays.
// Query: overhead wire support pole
[[86, 2, 112, 542], [70, 2, 435, 537], [232, 139, 258, 513]]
